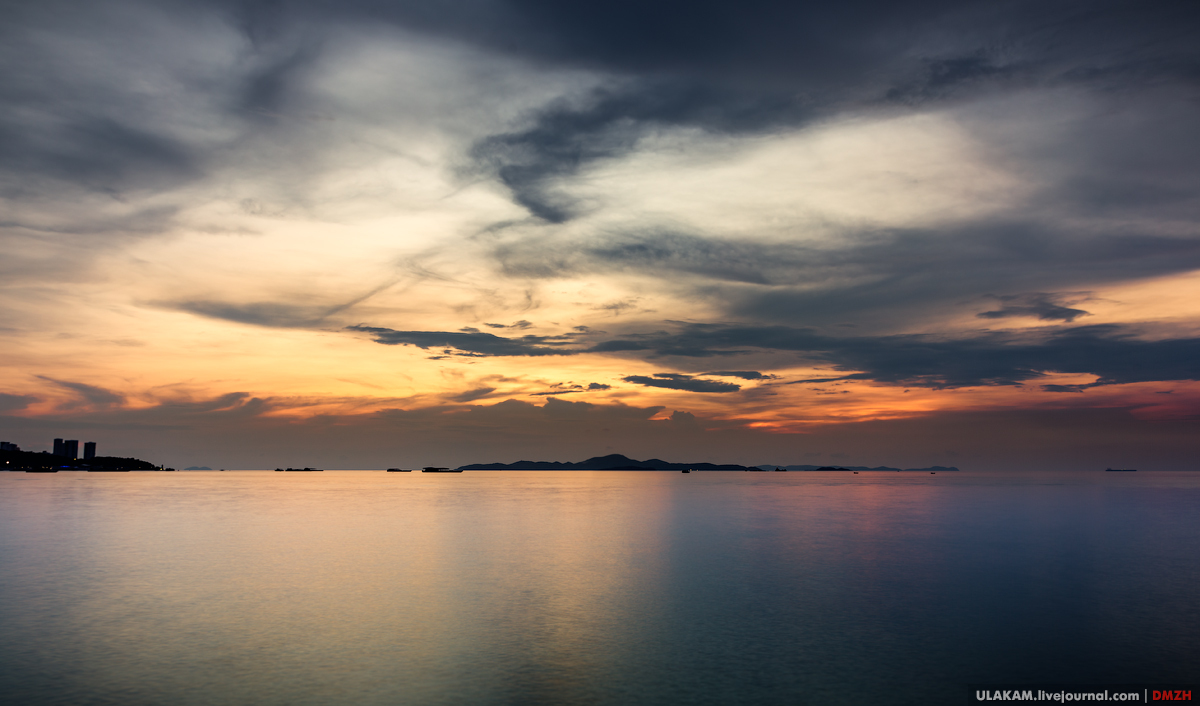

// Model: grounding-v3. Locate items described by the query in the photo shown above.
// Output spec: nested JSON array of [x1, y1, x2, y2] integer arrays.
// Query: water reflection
[[1, 471, 1197, 704]]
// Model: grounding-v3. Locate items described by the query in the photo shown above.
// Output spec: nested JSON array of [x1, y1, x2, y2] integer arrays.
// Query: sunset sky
[[2, 0, 1198, 470]]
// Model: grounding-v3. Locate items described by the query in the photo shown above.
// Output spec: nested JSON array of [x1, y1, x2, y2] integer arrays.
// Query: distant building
[[84, 442, 96, 460], [64, 440, 79, 460], [53, 438, 65, 456], [0, 441, 19, 452]]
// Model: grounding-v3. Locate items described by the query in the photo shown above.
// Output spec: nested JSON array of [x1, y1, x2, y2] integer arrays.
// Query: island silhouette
[[457, 454, 958, 472]]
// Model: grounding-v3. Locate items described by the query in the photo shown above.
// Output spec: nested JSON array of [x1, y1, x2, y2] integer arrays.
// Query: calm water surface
[[1, 470, 1197, 705]]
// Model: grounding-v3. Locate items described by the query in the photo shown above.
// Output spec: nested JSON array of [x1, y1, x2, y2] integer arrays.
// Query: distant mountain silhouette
[[457, 454, 959, 471], [457, 454, 752, 471]]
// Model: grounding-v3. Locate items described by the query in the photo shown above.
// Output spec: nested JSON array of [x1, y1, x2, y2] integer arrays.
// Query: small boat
[[681, 469, 690, 473], [930, 472, 936, 474], [387, 468, 412, 472], [1105, 468, 1137, 472], [422, 467, 461, 473], [853, 471, 858, 474]]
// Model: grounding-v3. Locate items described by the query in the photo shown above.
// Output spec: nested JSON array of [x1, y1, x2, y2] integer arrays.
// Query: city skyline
[[2, 0, 1198, 470]]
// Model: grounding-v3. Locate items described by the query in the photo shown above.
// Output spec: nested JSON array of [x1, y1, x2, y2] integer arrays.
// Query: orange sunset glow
[[2, 0, 1198, 471]]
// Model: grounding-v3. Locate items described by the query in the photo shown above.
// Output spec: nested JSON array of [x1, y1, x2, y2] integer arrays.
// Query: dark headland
[[457, 454, 958, 472], [1, 448, 163, 472]]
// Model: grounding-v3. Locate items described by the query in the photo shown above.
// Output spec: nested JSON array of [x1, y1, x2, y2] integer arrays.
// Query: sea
[[1, 470, 1197, 705]]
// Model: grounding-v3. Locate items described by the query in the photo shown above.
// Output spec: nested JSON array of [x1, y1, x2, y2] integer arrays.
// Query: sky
[[2, 0, 1198, 470]]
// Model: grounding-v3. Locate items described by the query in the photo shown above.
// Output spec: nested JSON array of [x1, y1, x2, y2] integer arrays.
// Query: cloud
[[166, 279, 403, 328], [976, 292, 1092, 322], [448, 387, 496, 403], [0, 393, 38, 413], [450, 0, 1200, 224], [349, 318, 1200, 390], [626, 323, 1200, 389], [1042, 384, 1093, 393], [0, 116, 200, 195], [37, 376, 125, 408], [173, 300, 336, 328], [490, 224, 1200, 334], [703, 371, 771, 380], [669, 410, 697, 425], [469, 80, 815, 222], [530, 381, 611, 396], [622, 374, 741, 393], [348, 324, 583, 357], [3, 0, 1200, 474]]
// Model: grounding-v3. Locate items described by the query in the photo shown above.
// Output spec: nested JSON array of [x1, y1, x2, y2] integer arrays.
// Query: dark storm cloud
[[621, 374, 741, 394], [703, 371, 772, 380]]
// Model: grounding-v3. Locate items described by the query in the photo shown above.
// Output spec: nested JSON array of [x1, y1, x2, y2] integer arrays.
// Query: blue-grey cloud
[[627, 323, 1200, 389], [448, 387, 496, 403], [347, 324, 582, 357], [36, 376, 125, 407], [350, 319, 1200, 390], [977, 293, 1091, 322], [453, 0, 1200, 221], [493, 226, 1200, 331], [0, 117, 199, 195], [0, 393, 38, 413], [470, 81, 814, 222], [703, 371, 771, 380], [622, 374, 741, 393]]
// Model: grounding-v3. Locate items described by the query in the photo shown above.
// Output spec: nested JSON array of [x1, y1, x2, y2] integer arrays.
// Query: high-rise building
[[84, 442, 96, 460], [64, 440, 79, 460], [0, 441, 19, 452], [53, 438, 65, 456]]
